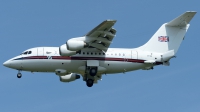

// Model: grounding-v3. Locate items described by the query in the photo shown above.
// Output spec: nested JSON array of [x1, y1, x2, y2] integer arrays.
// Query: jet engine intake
[[59, 73, 80, 82]]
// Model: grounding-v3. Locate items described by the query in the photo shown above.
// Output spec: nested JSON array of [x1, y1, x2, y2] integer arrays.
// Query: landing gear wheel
[[17, 73, 22, 78], [86, 79, 94, 87], [90, 68, 97, 76]]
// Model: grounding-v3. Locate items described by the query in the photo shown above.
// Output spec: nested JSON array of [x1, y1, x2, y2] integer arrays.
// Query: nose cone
[[3, 60, 11, 67], [3, 58, 22, 70]]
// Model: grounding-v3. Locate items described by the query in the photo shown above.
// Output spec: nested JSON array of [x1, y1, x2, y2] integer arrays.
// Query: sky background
[[1, 0, 200, 112]]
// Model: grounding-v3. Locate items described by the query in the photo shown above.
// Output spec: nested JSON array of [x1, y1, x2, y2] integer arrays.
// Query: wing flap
[[85, 20, 117, 52]]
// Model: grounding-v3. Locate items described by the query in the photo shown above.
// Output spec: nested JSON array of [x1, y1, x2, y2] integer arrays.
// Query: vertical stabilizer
[[138, 11, 197, 54]]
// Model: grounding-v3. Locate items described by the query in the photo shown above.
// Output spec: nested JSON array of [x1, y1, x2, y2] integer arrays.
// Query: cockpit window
[[20, 51, 32, 55], [28, 51, 32, 54], [24, 51, 28, 54]]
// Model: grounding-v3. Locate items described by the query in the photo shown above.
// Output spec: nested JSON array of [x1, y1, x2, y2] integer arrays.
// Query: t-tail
[[138, 11, 197, 55]]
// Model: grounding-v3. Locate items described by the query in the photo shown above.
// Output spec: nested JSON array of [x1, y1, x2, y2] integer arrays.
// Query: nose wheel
[[17, 72, 22, 78]]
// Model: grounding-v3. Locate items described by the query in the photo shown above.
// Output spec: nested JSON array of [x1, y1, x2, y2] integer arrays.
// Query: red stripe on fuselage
[[21, 56, 162, 65]]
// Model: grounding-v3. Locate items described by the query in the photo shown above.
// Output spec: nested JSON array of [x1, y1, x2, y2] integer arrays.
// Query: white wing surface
[[85, 20, 117, 52]]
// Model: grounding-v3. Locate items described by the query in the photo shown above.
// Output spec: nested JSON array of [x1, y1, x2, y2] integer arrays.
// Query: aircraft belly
[[22, 59, 85, 73], [99, 61, 146, 74], [66, 60, 86, 73], [22, 59, 56, 72], [22, 59, 150, 74]]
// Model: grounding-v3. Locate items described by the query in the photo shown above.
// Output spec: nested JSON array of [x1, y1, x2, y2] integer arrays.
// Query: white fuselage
[[4, 47, 160, 75], [2, 11, 196, 87]]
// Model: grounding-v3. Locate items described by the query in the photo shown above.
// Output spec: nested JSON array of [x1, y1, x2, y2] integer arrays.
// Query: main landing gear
[[17, 71, 22, 78], [85, 67, 98, 87], [86, 79, 94, 87], [90, 67, 97, 76]]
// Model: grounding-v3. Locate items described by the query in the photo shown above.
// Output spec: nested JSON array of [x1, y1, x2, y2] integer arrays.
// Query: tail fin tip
[[138, 11, 197, 53], [166, 11, 197, 27]]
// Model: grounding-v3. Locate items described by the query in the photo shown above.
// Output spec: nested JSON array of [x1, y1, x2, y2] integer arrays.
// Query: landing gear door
[[87, 60, 99, 67], [131, 50, 138, 59], [37, 47, 44, 56]]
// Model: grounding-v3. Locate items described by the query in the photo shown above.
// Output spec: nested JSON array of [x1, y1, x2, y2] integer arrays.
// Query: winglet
[[166, 11, 197, 27]]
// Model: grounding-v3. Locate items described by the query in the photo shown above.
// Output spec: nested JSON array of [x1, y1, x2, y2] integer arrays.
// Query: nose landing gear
[[17, 71, 22, 78]]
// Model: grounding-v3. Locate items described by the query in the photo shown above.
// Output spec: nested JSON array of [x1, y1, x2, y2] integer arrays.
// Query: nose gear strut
[[17, 70, 22, 78]]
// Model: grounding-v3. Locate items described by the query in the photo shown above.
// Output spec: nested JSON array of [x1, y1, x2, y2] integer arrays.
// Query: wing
[[85, 20, 117, 52]]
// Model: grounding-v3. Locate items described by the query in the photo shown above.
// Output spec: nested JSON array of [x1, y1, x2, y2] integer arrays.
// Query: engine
[[59, 73, 80, 82], [59, 39, 87, 56], [67, 39, 86, 51], [59, 44, 76, 56]]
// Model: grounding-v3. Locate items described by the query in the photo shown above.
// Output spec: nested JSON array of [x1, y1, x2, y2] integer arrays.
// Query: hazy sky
[[1, 0, 200, 112]]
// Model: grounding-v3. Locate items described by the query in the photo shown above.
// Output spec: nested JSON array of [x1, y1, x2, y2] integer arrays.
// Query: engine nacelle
[[55, 69, 68, 76], [59, 73, 80, 82], [59, 44, 76, 56], [67, 39, 86, 51]]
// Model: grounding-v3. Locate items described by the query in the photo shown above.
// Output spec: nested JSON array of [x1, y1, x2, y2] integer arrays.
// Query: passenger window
[[91, 52, 93, 55], [83, 52, 85, 55], [95, 53, 97, 55], [28, 51, 32, 54], [103, 53, 105, 55], [87, 52, 89, 55], [99, 53, 101, 55]]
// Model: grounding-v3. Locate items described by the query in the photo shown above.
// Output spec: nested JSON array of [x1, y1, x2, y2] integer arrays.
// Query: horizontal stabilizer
[[166, 11, 197, 27]]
